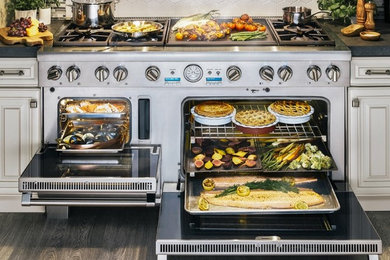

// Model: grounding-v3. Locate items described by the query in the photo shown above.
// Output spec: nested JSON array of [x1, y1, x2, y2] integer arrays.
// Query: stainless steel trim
[[156, 239, 382, 255]]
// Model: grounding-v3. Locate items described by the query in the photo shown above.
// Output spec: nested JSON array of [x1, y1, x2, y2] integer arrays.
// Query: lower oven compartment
[[19, 144, 161, 206]]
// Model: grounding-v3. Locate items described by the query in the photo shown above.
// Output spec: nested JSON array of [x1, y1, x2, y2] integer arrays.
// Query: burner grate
[[269, 19, 335, 46]]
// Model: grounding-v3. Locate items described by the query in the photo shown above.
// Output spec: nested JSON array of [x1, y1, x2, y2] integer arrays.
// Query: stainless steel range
[[18, 16, 381, 258]]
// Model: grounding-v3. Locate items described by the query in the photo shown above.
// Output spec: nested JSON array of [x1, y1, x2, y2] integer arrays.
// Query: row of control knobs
[[47, 64, 341, 83], [47, 65, 128, 82]]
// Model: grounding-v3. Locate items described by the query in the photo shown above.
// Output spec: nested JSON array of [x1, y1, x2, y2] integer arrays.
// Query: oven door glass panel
[[19, 145, 160, 194]]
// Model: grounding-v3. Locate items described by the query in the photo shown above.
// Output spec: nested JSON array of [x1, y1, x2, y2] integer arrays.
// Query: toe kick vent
[[158, 241, 380, 255]]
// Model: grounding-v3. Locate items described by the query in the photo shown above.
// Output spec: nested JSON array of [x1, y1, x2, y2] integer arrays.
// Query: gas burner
[[269, 19, 335, 46], [54, 20, 168, 47]]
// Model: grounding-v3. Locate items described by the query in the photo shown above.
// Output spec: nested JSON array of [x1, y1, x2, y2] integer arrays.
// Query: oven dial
[[307, 65, 322, 82], [184, 64, 203, 83], [95, 66, 109, 82], [277, 66, 293, 82], [113, 66, 128, 82], [326, 65, 341, 82], [66, 66, 80, 82], [47, 66, 62, 81], [226, 66, 241, 81], [145, 66, 160, 81], [259, 66, 274, 81]]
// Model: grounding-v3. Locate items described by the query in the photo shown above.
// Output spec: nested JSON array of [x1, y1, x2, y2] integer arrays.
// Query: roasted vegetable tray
[[259, 138, 338, 173], [166, 18, 276, 46], [184, 172, 340, 215]]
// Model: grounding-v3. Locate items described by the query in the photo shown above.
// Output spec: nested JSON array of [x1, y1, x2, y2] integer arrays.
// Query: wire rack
[[190, 104, 324, 140]]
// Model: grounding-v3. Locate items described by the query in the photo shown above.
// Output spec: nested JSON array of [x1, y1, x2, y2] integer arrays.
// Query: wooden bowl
[[360, 31, 381, 41]]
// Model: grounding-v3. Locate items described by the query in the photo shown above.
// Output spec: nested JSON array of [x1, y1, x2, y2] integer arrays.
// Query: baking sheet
[[184, 172, 340, 215]]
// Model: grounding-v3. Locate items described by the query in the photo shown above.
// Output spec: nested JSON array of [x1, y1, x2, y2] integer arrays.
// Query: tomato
[[258, 25, 266, 32], [202, 178, 215, 191], [175, 32, 183, 40], [235, 23, 245, 31], [232, 17, 240, 23], [198, 197, 209, 211], [220, 22, 228, 29], [227, 22, 236, 30], [294, 201, 309, 210], [245, 24, 257, 31], [240, 13, 250, 22], [236, 185, 250, 196], [189, 34, 198, 41]]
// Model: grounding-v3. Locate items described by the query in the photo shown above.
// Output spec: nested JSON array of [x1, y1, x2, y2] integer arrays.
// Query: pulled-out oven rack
[[191, 122, 323, 140]]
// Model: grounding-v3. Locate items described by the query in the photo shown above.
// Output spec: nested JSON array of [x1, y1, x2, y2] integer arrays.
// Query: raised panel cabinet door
[[0, 89, 40, 192], [349, 88, 390, 196]]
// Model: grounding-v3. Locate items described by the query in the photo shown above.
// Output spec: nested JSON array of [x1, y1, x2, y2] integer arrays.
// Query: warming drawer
[[19, 144, 161, 206]]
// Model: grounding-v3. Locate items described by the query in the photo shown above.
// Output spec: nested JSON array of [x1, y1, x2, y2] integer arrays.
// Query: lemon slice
[[236, 185, 250, 196], [198, 197, 209, 211], [294, 201, 309, 209]]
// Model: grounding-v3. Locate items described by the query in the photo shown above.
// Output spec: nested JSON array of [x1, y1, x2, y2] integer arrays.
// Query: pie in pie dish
[[194, 101, 234, 118], [269, 100, 311, 117], [234, 110, 277, 127]]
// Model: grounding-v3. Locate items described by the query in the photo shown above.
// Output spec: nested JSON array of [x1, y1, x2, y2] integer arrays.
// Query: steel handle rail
[[365, 69, 390, 75], [0, 70, 24, 76]]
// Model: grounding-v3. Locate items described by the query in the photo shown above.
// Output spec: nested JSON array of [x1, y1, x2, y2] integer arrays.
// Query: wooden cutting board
[[0, 27, 53, 46]]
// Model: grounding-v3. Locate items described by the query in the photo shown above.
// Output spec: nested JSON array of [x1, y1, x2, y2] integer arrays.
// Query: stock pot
[[71, 0, 115, 28], [282, 6, 329, 25]]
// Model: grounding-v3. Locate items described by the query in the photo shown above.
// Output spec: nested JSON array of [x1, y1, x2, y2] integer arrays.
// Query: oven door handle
[[21, 193, 155, 207]]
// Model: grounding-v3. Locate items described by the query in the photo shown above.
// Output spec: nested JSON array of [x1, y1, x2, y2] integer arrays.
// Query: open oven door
[[18, 144, 161, 208]]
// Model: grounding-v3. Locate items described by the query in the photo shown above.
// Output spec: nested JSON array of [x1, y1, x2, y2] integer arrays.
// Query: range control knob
[[47, 66, 62, 81], [66, 65, 80, 83], [277, 65, 293, 82], [326, 65, 341, 82], [307, 65, 322, 82], [259, 66, 274, 81], [95, 66, 109, 82], [226, 66, 241, 81], [113, 66, 128, 82], [145, 66, 160, 81]]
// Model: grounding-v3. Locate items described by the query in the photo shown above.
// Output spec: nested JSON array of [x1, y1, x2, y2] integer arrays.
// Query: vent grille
[[21, 180, 155, 192], [158, 242, 380, 255]]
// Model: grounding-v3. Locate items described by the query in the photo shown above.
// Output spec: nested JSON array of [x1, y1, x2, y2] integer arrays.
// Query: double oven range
[[19, 17, 381, 259]]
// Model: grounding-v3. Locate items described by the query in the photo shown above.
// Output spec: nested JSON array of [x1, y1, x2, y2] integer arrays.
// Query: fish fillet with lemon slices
[[201, 188, 324, 209]]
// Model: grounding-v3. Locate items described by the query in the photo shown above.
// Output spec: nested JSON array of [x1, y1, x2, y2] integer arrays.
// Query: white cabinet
[[0, 88, 43, 212], [348, 87, 390, 211]]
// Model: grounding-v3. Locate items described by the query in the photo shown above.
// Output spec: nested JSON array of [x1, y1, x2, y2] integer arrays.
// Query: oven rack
[[191, 121, 324, 140]]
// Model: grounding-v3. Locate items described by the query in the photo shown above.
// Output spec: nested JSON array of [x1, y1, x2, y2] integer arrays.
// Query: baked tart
[[269, 100, 311, 117], [194, 101, 234, 118], [234, 110, 277, 127]]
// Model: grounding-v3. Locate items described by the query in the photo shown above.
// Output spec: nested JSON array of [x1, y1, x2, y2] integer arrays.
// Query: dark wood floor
[[0, 208, 389, 260]]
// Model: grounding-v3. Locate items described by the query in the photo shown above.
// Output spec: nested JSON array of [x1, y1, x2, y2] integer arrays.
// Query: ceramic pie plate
[[268, 105, 314, 124], [232, 116, 278, 134], [191, 107, 236, 126]]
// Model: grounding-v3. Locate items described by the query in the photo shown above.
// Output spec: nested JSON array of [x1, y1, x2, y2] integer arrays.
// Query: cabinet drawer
[[0, 58, 37, 86], [351, 57, 390, 86]]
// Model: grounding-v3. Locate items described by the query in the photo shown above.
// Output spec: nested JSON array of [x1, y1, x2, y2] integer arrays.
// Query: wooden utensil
[[0, 27, 53, 46], [364, 1, 376, 31]]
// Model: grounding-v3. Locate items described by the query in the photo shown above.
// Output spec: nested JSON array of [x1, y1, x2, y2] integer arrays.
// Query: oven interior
[[180, 97, 340, 222]]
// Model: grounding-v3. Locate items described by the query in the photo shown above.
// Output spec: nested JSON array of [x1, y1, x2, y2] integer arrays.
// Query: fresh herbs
[[230, 31, 267, 41], [317, 0, 357, 25], [215, 179, 299, 198]]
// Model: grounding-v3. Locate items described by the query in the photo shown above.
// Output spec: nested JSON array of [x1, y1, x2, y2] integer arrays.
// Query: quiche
[[269, 100, 311, 117], [194, 101, 234, 118], [235, 110, 276, 127]]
